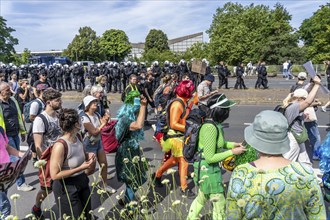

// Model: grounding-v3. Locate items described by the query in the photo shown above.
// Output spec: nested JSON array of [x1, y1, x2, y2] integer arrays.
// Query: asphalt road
[[8, 100, 330, 219]]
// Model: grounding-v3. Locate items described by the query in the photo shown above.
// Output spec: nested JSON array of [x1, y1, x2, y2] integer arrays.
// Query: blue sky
[[0, 0, 327, 52]]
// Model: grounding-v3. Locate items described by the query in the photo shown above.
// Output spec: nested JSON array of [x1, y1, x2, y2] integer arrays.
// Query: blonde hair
[[282, 93, 301, 108], [96, 75, 107, 84]]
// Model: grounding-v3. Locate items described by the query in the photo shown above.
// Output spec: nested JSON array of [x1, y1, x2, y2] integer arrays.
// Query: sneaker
[[105, 186, 117, 194], [321, 106, 327, 112], [17, 183, 34, 192], [31, 205, 43, 219], [181, 188, 196, 199]]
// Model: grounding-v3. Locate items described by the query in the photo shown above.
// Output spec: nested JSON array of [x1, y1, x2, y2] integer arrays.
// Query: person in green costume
[[187, 93, 246, 220], [115, 90, 148, 206]]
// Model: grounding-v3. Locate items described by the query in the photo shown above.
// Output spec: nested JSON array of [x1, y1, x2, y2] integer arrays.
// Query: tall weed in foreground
[[22, 149, 214, 220]]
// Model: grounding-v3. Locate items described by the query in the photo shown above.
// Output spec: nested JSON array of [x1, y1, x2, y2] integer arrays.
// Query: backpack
[[26, 114, 49, 152], [290, 83, 304, 93], [79, 111, 101, 138], [156, 87, 176, 110], [38, 138, 68, 188], [274, 103, 308, 144], [101, 120, 119, 153], [157, 98, 186, 140], [23, 99, 44, 123], [38, 134, 84, 187], [182, 108, 208, 163]]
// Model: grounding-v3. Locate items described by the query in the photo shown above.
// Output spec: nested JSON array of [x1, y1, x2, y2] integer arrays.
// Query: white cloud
[[0, 0, 327, 51]]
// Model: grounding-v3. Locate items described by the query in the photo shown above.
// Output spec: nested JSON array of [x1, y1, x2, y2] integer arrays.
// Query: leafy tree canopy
[[142, 48, 178, 64], [207, 3, 303, 65], [182, 42, 210, 63], [0, 16, 18, 63], [299, 3, 330, 63], [145, 29, 169, 53], [99, 29, 131, 62], [63, 26, 101, 62]]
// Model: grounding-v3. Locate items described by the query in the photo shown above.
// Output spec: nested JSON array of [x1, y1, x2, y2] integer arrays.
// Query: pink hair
[[175, 80, 194, 99]]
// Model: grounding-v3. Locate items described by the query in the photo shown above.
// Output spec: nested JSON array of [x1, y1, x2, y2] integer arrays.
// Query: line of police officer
[[0, 59, 211, 94]]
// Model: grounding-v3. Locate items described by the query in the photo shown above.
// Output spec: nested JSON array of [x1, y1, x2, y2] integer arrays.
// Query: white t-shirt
[[29, 98, 45, 116], [283, 62, 289, 70], [33, 111, 62, 151], [82, 113, 101, 128]]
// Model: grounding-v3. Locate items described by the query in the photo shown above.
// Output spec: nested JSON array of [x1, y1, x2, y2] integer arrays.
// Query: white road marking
[[244, 123, 328, 128]]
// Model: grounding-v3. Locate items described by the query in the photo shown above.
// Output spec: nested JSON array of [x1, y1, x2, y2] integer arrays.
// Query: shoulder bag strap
[[37, 113, 49, 134], [55, 139, 69, 165]]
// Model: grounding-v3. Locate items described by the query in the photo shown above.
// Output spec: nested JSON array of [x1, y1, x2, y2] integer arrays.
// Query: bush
[[266, 65, 278, 77]]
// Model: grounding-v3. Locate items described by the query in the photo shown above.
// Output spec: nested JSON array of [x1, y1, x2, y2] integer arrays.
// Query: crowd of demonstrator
[[0, 59, 330, 219]]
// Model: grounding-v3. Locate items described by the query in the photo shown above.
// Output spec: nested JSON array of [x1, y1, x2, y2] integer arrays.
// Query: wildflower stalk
[[40, 166, 54, 220]]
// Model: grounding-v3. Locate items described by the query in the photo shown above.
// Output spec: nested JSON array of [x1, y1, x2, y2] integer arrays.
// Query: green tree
[[207, 3, 302, 65], [145, 29, 169, 53], [142, 48, 178, 64], [183, 42, 210, 63], [0, 16, 18, 63], [21, 48, 32, 64], [299, 3, 330, 63], [63, 26, 101, 62], [99, 29, 131, 62]]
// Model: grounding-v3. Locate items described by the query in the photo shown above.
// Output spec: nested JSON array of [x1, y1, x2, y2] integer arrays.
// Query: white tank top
[[60, 137, 85, 176]]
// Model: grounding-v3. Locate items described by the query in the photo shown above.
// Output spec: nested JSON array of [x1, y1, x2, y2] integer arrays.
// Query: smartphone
[[134, 97, 140, 106], [241, 140, 248, 147]]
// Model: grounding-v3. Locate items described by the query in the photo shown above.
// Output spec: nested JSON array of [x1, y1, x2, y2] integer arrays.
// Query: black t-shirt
[[144, 81, 154, 100], [0, 98, 19, 136], [33, 80, 51, 89], [16, 87, 30, 111]]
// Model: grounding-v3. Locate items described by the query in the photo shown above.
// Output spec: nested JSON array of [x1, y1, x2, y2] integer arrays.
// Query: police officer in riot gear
[[89, 64, 98, 86], [63, 64, 72, 91], [152, 61, 162, 90], [106, 62, 113, 93], [255, 61, 268, 89], [133, 62, 140, 76], [77, 63, 85, 92], [124, 61, 133, 89], [112, 62, 121, 93], [55, 64, 65, 92], [176, 59, 189, 80], [47, 64, 56, 89], [140, 62, 147, 75], [72, 63, 79, 90], [217, 61, 229, 89], [234, 62, 247, 89], [163, 60, 170, 74]]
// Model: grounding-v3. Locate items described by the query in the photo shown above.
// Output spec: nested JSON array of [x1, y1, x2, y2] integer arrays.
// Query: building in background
[[129, 32, 204, 59]]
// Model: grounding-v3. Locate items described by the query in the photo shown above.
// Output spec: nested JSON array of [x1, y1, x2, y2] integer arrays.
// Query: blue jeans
[[304, 121, 321, 156], [7, 135, 25, 187], [283, 69, 288, 78], [0, 191, 11, 219]]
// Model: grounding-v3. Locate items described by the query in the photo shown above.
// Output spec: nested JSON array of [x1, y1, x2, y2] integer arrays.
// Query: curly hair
[[175, 80, 194, 99], [42, 88, 62, 103], [59, 108, 80, 132]]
